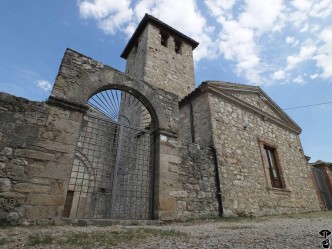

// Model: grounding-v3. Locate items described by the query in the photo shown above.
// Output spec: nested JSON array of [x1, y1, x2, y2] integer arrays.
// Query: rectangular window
[[264, 145, 283, 188], [174, 39, 182, 54], [160, 32, 169, 47]]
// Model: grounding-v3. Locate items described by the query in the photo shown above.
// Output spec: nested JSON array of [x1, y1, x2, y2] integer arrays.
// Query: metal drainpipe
[[210, 146, 223, 217]]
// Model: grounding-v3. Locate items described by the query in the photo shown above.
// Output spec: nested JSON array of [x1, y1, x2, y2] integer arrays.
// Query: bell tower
[[121, 14, 199, 99]]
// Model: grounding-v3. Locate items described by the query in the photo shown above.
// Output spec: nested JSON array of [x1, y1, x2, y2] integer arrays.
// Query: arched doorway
[[63, 89, 155, 220]]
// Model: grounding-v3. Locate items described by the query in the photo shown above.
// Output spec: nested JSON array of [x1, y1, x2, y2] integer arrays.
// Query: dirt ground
[[1, 211, 332, 248]]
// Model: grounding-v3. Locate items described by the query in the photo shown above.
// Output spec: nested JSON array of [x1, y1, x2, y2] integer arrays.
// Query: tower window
[[174, 39, 182, 54], [160, 32, 169, 47]]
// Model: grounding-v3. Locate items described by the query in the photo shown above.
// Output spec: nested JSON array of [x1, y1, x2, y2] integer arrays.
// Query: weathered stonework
[[0, 14, 322, 223], [180, 82, 320, 217], [122, 15, 197, 99]]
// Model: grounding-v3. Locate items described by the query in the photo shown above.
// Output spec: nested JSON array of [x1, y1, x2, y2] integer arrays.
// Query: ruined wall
[[125, 23, 195, 99], [0, 93, 83, 224], [208, 93, 321, 217]]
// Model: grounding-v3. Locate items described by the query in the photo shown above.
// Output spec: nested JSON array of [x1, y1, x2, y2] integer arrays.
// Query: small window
[[160, 32, 169, 47], [264, 145, 283, 188], [174, 39, 182, 54]]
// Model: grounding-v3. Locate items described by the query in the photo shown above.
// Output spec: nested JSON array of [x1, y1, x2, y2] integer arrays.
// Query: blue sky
[[0, 0, 331, 162]]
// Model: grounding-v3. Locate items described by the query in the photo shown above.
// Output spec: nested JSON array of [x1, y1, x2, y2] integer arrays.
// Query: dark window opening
[[160, 32, 169, 47], [63, 190, 74, 218], [264, 145, 283, 188], [174, 39, 182, 54]]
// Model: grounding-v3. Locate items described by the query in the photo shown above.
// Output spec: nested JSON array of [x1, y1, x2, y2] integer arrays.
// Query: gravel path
[[1, 212, 331, 248]]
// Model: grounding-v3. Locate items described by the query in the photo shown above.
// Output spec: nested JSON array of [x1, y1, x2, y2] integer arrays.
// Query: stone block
[[9, 165, 26, 180], [0, 178, 11, 192], [28, 162, 71, 179], [0, 162, 6, 169], [46, 117, 80, 134], [25, 205, 59, 219], [26, 194, 64, 206], [158, 211, 178, 221], [29, 178, 50, 185], [50, 179, 65, 194], [14, 183, 50, 194], [177, 201, 187, 211], [15, 149, 55, 161], [4, 147, 12, 156], [159, 197, 176, 211], [36, 140, 75, 153], [169, 191, 188, 198]]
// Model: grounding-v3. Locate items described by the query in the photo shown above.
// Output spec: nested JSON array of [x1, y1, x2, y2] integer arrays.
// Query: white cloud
[[310, 0, 332, 18], [132, 0, 216, 61], [35, 80, 52, 91], [310, 74, 319, 79], [286, 45, 316, 70], [293, 75, 305, 84], [77, 0, 332, 85], [286, 36, 295, 44], [78, 0, 133, 34], [207, 0, 285, 84], [239, 0, 285, 34], [314, 27, 332, 78], [291, 0, 311, 11], [78, 0, 215, 61], [272, 70, 286, 80]]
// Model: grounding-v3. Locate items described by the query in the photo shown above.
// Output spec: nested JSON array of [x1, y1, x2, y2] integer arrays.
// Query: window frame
[[258, 139, 290, 193]]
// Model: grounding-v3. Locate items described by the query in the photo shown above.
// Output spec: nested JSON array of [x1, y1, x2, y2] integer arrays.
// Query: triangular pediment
[[205, 81, 301, 133]]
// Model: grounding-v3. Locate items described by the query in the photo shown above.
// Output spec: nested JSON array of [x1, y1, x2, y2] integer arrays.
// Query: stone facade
[[122, 15, 198, 99], [0, 14, 321, 223]]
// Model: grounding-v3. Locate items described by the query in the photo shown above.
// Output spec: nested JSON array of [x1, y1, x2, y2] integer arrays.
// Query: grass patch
[[0, 219, 11, 228], [59, 227, 187, 247], [0, 238, 8, 245], [27, 234, 54, 246]]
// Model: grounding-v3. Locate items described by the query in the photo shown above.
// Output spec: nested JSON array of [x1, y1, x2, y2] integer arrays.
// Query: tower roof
[[121, 14, 199, 59]]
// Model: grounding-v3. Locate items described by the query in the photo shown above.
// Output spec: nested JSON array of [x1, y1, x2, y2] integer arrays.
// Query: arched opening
[[63, 89, 156, 220]]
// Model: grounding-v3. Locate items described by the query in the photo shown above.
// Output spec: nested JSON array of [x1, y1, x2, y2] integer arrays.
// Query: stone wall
[[0, 48, 185, 223], [0, 92, 83, 224], [179, 91, 213, 146], [176, 143, 220, 219], [208, 92, 321, 217], [168, 91, 220, 219], [125, 23, 195, 99]]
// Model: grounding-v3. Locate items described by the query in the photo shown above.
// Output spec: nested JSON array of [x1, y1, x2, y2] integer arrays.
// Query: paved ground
[[1, 211, 332, 248]]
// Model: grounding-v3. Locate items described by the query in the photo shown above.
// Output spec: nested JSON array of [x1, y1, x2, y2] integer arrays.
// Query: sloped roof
[[121, 14, 199, 59], [180, 81, 302, 134]]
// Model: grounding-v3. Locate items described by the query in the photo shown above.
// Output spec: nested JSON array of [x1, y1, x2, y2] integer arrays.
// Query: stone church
[[0, 14, 321, 223]]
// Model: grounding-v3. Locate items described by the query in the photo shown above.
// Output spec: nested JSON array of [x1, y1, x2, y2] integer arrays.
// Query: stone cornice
[[180, 82, 302, 134], [207, 85, 302, 134], [47, 95, 89, 113]]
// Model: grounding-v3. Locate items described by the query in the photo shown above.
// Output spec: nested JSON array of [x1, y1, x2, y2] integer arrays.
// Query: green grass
[[0, 238, 8, 245], [27, 234, 54, 246], [23, 227, 186, 248]]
